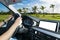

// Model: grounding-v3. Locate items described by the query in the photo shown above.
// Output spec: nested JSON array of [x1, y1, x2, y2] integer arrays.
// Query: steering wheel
[[22, 16, 34, 28], [0, 13, 34, 38], [11, 14, 34, 36], [0, 13, 20, 36]]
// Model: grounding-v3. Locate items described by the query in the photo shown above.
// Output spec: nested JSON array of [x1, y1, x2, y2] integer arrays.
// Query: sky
[[13, 0, 60, 13], [0, 3, 9, 12], [0, 0, 60, 13]]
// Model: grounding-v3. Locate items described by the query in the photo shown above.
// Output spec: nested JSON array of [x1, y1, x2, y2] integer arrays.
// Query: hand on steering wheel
[[14, 17, 22, 27]]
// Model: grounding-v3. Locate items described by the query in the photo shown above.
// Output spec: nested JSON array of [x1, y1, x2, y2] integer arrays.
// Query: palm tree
[[50, 4, 55, 17], [23, 8, 27, 13], [50, 4, 55, 12], [18, 9, 22, 13], [40, 6, 45, 16], [25, 8, 28, 13], [32, 6, 37, 13], [22, 8, 29, 15]]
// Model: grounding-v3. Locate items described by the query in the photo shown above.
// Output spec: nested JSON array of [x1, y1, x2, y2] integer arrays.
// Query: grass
[[0, 14, 60, 22], [27, 14, 60, 21], [0, 15, 10, 22]]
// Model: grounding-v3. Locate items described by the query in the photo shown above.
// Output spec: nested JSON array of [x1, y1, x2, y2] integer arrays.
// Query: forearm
[[0, 17, 22, 40], [0, 22, 4, 27], [0, 23, 18, 40]]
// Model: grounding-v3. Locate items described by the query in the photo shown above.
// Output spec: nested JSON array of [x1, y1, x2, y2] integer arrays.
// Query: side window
[[0, 3, 13, 23]]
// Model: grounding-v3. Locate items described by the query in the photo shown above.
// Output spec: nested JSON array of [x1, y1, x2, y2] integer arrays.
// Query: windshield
[[0, 3, 13, 24], [11, 0, 60, 21]]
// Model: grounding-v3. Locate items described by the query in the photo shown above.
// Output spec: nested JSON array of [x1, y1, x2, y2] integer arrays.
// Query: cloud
[[38, 0, 60, 13], [13, 0, 60, 13], [17, 3, 24, 5], [40, 0, 60, 4]]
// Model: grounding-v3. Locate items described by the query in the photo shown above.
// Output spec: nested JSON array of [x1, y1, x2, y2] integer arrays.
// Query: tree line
[[0, 4, 55, 17], [18, 4, 55, 16], [0, 11, 13, 15], [18, 4, 55, 13]]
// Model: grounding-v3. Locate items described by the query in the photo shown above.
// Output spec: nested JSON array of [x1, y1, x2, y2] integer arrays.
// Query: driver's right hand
[[14, 17, 22, 27]]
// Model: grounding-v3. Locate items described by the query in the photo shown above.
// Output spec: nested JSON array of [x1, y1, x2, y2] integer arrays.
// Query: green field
[[0, 15, 10, 22], [27, 14, 60, 21], [0, 14, 60, 22]]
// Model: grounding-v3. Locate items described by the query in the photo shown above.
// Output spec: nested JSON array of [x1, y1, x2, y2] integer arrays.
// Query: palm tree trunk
[[52, 8, 54, 17], [43, 10, 45, 17]]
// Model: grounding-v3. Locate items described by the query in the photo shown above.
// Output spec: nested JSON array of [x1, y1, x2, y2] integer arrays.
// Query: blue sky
[[12, 0, 60, 13], [13, 0, 44, 9], [13, 0, 46, 12], [0, 3, 9, 12], [0, 0, 60, 13]]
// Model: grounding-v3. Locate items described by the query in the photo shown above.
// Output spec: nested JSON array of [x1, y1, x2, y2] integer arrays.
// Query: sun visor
[[0, 0, 22, 6]]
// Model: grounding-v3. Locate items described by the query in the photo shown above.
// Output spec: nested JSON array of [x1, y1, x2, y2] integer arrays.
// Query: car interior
[[0, 0, 60, 40]]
